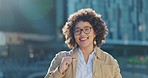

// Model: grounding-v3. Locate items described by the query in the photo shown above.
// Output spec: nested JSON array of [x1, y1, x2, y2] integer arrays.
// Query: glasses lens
[[84, 27, 91, 34], [74, 29, 80, 35]]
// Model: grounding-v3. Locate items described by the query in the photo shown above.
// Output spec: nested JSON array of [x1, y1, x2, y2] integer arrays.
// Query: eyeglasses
[[73, 27, 92, 35]]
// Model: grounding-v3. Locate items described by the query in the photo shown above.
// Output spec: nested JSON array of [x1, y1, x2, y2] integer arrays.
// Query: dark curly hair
[[62, 8, 108, 49]]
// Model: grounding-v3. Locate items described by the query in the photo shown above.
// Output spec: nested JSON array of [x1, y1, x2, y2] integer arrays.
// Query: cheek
[[74, 35, 79, 42], [90, 35, 95, 41], [90, 32, 96, 40]]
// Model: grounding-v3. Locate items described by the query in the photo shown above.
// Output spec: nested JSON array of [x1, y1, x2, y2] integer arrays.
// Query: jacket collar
[[68, 46, 105, 78], [70, 46, 104, 61], [71, 48, 78, 59], [95, 47, 105, 61]]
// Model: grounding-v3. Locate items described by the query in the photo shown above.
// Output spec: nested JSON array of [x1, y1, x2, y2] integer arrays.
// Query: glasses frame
[[73, 27, 92, 35]]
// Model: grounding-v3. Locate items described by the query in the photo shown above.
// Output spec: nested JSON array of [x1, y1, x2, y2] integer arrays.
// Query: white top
[[76, 48, 96, 78]]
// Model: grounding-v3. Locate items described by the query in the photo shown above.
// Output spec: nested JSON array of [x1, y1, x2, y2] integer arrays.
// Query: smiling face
[[74, 21, 96, 48]]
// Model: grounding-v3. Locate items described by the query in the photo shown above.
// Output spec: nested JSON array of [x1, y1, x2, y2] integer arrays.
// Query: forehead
[[74, 21, 92, 28]]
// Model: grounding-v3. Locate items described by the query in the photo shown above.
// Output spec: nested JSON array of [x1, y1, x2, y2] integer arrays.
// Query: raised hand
[[58, 53, 72, 74]]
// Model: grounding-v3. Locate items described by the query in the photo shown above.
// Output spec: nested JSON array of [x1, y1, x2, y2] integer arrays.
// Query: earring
[[94, 40, 96, 45]]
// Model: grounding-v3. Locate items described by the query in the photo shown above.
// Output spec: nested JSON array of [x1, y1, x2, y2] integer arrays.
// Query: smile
[[79, 37, 88, 41]]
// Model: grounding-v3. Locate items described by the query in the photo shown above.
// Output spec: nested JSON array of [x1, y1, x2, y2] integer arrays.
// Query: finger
[[64, 57, 72, 62], [64, 60, 71, 65], [65, 56, 72, 60], [64, 59, 72, 65], [64, 58, 72, 64], [65, 62, 69, 65]]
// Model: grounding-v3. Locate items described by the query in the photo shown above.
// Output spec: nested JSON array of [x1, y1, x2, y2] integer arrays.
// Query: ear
[[93, 31, 96, 37], [93, 34, 96, 39], [93, 36, 97, 45], [93, 36, 96, 41]]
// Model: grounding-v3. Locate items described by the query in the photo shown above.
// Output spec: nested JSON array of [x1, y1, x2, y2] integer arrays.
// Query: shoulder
[[54, 50, 72, 59], [97, 47, 118, 65], [50, 50, 72, 66]]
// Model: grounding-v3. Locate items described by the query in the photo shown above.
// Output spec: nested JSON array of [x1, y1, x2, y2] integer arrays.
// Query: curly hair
[[62, 8, 108, 49]]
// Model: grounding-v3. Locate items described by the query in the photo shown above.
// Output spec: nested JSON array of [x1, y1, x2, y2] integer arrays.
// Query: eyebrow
[[74, 26, 91, 29]]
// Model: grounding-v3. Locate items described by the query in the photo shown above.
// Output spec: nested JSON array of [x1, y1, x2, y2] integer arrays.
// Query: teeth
[[80, 38, 87, 40]]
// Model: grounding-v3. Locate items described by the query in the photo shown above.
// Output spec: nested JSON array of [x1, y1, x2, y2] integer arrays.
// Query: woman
[[44, 8, 122, 78]]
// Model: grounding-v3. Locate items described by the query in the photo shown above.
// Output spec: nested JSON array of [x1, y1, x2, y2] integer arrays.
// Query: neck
[[79, 45, 95, 64], [80, 45, 95, 56]]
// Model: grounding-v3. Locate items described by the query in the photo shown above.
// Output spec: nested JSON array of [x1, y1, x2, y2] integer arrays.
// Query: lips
[[79, 37, 88, 42]]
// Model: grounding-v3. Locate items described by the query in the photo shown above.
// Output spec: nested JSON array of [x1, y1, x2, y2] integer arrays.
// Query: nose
[[80, 29, 86, 35]]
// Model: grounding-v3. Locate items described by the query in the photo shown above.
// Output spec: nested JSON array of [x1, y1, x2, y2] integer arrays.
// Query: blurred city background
[[0, 0, 148, 78]]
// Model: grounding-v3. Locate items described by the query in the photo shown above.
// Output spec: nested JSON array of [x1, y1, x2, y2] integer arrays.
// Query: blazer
[[44, 47, 122, 78]]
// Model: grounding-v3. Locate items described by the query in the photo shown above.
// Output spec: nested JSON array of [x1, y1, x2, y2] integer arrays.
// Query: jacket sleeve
[[44, 52, 66, 78], [114, 60, 122, 78]]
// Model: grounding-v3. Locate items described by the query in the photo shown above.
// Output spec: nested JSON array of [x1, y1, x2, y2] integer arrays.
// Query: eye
[[85, 28, 90, 30], [74, 29, 80, 32], [84, 27, 90, 31]]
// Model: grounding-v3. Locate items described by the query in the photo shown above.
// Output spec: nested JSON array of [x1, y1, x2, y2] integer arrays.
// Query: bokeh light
[[19, 0, 52, 20]]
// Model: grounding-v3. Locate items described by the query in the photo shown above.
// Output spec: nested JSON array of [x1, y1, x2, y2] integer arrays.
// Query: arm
[[44, 52, 65, 78], [44, 51, 72, 78], [114, 60, 122, 78]]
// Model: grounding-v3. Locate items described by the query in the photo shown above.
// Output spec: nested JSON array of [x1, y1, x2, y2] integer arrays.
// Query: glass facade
[[67, 0, 148, 46]]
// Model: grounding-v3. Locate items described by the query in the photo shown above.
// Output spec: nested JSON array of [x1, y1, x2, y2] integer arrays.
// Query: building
[[0, 0, 148, 78]]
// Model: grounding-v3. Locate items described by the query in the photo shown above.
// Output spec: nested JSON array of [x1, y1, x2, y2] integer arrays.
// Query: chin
[[78, 44, 89, 48]]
